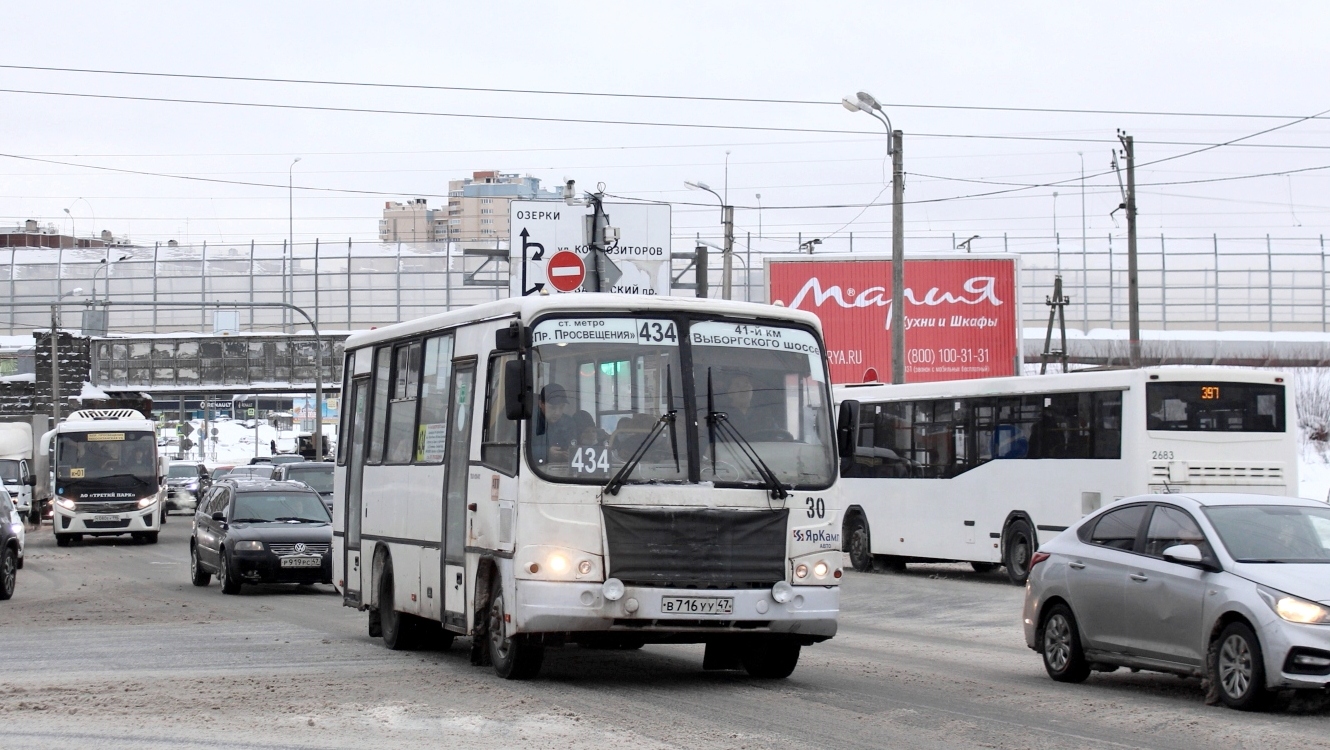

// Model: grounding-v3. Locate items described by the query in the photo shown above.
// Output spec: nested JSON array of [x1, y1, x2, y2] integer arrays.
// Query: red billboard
[[766, 255, 1021, 384]]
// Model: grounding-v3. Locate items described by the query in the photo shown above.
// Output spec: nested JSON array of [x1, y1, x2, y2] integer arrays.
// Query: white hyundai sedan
[[1023, 493, 1330, 710]]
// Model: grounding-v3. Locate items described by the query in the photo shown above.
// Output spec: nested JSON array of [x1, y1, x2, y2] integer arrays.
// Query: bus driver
[[533, 383, 577, 464]]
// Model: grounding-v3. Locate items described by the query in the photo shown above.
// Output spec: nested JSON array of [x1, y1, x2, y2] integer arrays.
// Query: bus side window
[[415, 335, 455, 464], [385, 342, 422, 464], [481, 353, 519, 476], [367, 347, 392, 464], [1093, 391, 1122, 459]]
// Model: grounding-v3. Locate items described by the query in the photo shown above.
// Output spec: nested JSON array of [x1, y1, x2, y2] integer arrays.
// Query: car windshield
[[56, 431, 158, 482], [228, 467, 271, 478], [285, 467, 333, 494], [168, 465, 198, 478], [1203, 504, 1330, 563], [0, 459, 19, 483], [231, 491, 330, 523]]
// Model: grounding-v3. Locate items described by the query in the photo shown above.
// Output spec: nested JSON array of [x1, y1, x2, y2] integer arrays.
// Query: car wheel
[[740, 638, 801, 679], [971, 562, 999, 574], [846, 514, 874, 572], [1039, 603, 1091, 683], [487, 577, 543, 679], [1214, 622, 1268, 711], [218, 549, 242, 595], [379, 561, 417, 651], [160, 508, 167, 525], [190, 542, 212, 587], [0, 546, 16, 601], [55, 534, 71, 548], [1004, 518, 1035, 585]]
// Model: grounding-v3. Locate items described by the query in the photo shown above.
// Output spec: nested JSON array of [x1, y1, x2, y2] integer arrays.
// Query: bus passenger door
[[343, 376, 370, 608], [441, 360, 477, 631]]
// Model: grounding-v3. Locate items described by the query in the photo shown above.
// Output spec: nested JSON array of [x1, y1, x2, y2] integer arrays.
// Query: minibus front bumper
[[513, 579, 839, 640]]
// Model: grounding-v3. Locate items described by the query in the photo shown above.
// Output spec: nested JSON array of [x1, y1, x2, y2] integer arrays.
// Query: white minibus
[[334, 294, 844, 679]]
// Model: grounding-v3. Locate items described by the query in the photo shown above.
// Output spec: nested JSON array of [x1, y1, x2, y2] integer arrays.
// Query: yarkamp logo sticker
[[793, 529, 840, 546]]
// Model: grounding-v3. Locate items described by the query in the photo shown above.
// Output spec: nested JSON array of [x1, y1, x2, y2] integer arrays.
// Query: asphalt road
[[1, 517, 1326, 749]]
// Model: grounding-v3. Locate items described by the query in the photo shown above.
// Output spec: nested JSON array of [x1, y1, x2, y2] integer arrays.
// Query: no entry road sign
[[546, 251, 586, 292]]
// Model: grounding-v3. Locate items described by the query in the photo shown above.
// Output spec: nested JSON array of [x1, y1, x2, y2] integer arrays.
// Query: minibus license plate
[[93, 514, 118, 522], [660, 596, 733, 615], [280, 556, 322, 568]]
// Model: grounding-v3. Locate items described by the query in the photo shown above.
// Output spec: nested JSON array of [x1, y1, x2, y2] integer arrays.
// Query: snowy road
[[1, 520, 1327, 749]]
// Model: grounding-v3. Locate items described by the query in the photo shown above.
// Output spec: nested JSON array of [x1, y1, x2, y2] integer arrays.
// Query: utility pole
[[1118, 131, 1141, 367], [891, 129, 906, 384], [50, 305, 60, 427], [721, 204, 735, 300]]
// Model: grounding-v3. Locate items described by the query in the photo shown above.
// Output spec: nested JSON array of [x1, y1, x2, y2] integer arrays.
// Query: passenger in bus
[[533, 384, 577, 463], [571, 410, 606, 447], [723, 373, 780, 438]]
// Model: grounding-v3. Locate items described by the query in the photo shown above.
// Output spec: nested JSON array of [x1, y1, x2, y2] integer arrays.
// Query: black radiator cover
[[602, 506, 788, 588]]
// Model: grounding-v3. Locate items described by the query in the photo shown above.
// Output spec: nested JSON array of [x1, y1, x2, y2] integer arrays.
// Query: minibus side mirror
[[24, 475, 36, 486], [504, 359, 530, 421], [495, 321, 523, 352], [836, 400, 861, 458]]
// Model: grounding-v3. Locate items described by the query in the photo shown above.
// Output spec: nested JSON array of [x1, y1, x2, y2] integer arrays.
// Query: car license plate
[[279, 556, 322, 568], [93, 514, 118, 522], [660, 596, 734, 615]]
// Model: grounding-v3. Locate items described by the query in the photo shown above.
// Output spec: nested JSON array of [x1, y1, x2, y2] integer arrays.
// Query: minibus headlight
[[813, 561, 829, 579], [577, 560, 593, 576], [794, 563, 809, 579], [55, 497, 76, 511], [548, 554, 569, 574], [137, 496, 156, 508], [602, 578, 625, 601]]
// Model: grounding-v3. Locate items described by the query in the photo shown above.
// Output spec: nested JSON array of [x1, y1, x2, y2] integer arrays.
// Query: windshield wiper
[[229, 517, 270, 524], [705, 367, 789, 500], [605, 365, 679, 496], [275, 516, 329, 524]]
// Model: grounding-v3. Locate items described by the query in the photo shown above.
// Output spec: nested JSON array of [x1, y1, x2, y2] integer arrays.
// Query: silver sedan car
[[1024, 493, 1330, 710]]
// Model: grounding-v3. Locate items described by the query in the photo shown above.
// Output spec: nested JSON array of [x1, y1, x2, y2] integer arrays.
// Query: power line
[[4, 63, 1328, 122]]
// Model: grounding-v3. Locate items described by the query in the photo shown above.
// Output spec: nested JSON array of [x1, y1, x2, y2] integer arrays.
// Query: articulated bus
[[834, 367, 1299, 584], [333, 294, 844, 680]]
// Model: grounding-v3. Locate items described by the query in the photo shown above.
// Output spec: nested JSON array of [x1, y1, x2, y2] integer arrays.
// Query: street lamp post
[[843, 91, 905, 384], [92, 254, 132, 304], [288, 157, 302, 333], [685, 181, 735, 300]]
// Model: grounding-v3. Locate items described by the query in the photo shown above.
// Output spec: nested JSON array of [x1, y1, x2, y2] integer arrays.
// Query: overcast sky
[[2, 1, 1328, 260]]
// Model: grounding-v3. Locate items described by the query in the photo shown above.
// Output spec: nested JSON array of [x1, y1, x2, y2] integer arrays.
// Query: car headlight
[[233, 541, 264, 551], [55, 497, 76, 511], [137, 496, 156, 508], [1259, 586, 1330, 625], [10, 522, 21, 534]]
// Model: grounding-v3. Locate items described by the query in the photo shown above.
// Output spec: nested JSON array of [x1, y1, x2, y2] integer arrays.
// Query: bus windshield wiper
[[605, 365, 679, 496], [705, 368, 789, 500]]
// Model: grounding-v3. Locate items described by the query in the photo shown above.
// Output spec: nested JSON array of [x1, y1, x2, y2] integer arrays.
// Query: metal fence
[[2, 234, 1327, 335]]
